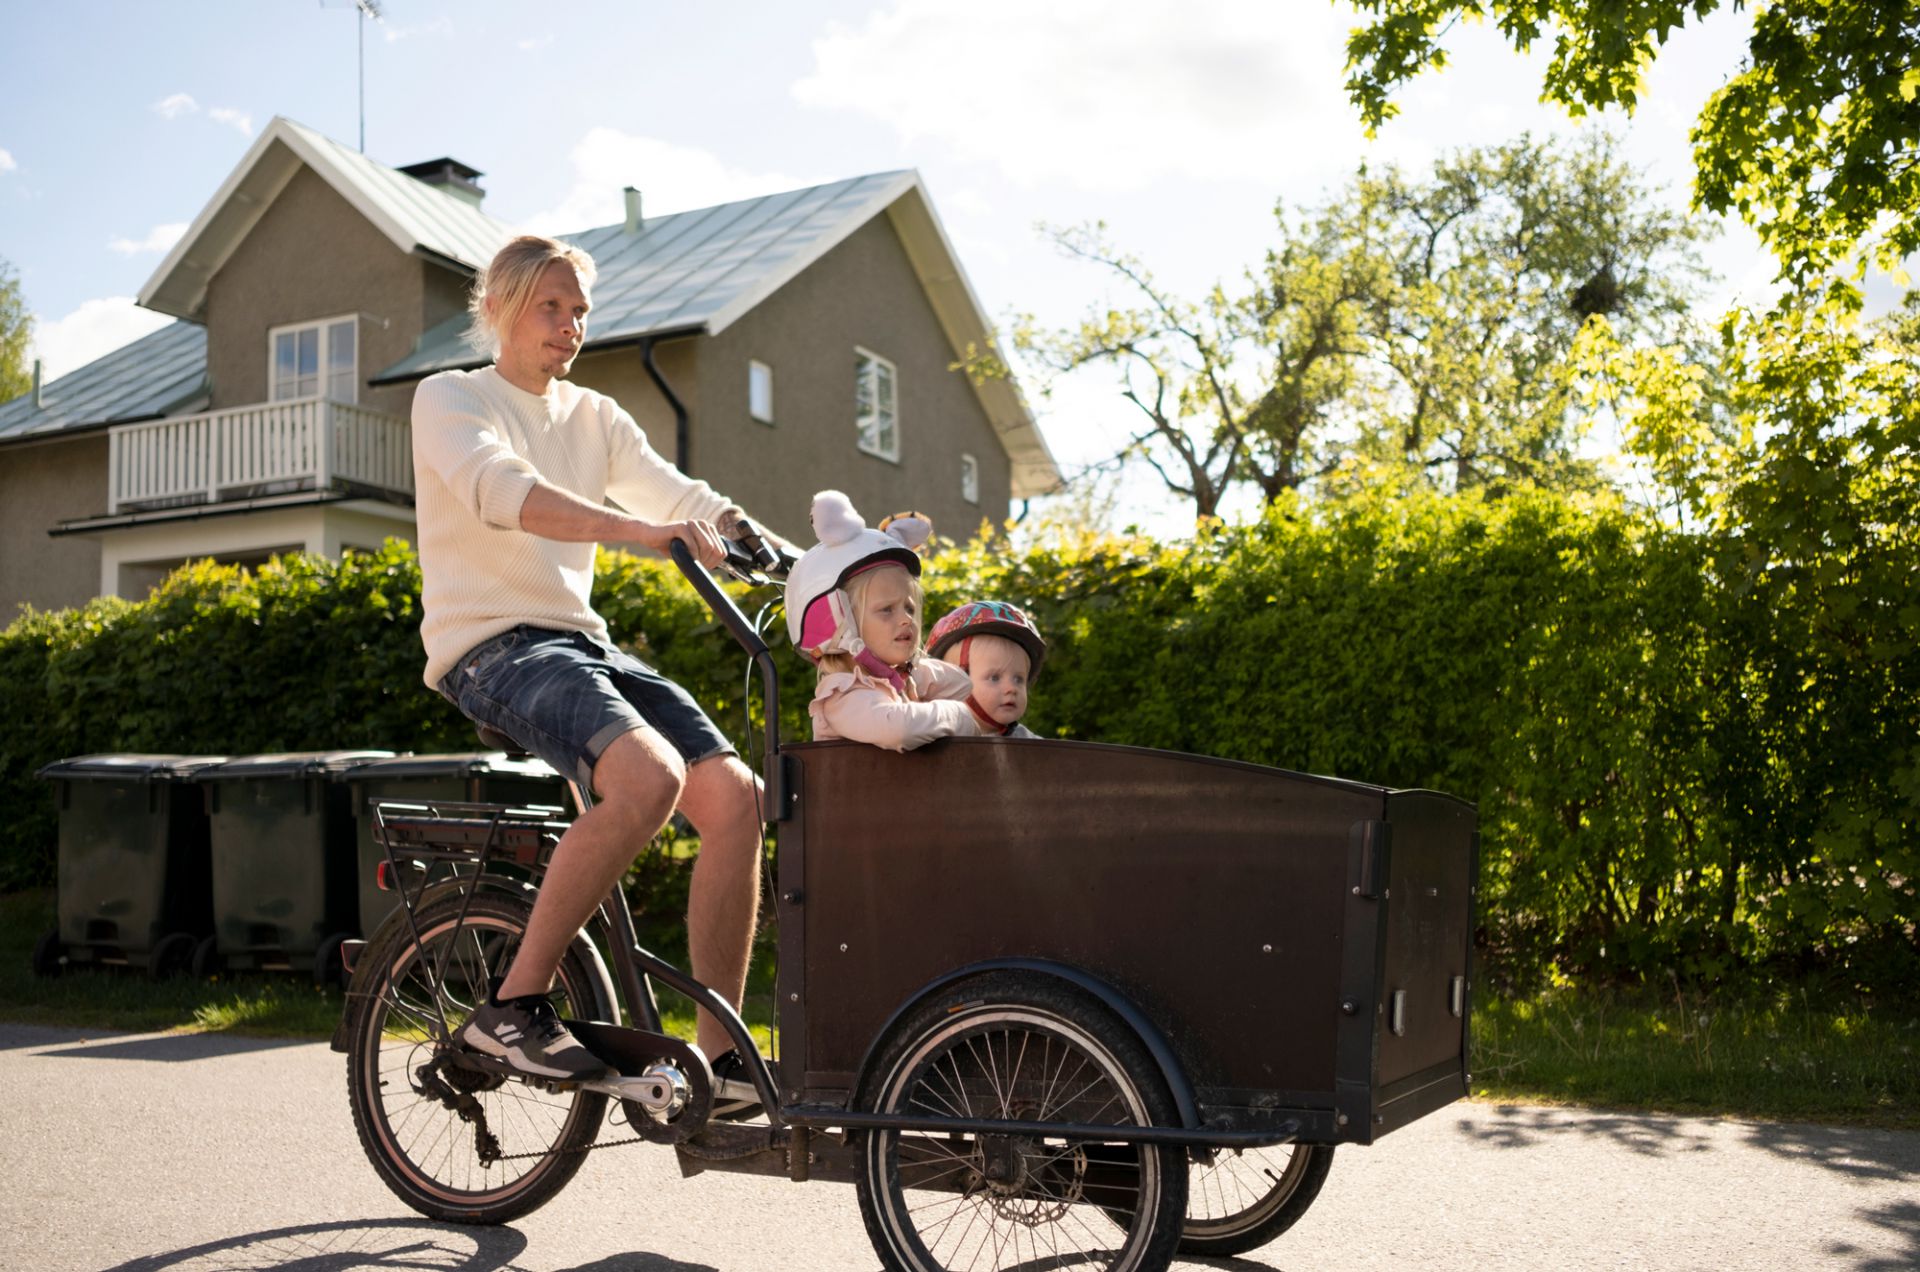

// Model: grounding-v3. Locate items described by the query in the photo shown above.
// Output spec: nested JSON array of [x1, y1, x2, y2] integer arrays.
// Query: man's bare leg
[[495, 728, 684, 1001], [677, 754, 764, 1060]]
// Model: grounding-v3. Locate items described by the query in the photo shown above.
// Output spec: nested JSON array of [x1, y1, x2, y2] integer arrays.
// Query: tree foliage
[[1017, 134, 1710, 517], [0, 257, 32, 405], [1344, 0, 1920, 281]]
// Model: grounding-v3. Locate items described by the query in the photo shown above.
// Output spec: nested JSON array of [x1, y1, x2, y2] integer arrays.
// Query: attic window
[[749, 360, 774, 425], [270, 315, 357, 403], [855, 347, 898, 461], [961, 453, 980, 504]]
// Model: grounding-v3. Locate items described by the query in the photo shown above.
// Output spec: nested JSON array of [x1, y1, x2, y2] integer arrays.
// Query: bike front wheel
[[854, 972, 1187, 1272], [344, 890, 609, 1224]]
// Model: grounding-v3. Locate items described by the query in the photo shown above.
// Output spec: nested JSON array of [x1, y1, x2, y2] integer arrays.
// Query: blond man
[[411, 234, 766, 1086]]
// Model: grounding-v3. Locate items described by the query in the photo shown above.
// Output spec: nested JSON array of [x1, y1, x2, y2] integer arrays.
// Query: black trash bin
[[33, 754, 228, 978], [344, 752, 568, 936], [199, 750, 392, 981]]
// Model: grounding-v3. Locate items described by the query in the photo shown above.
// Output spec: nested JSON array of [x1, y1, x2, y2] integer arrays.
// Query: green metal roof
[[0, 322, 206, 444]]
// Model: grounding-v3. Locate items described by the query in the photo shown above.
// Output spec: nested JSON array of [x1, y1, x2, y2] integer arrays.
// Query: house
[[0, 116, 1057, 617]]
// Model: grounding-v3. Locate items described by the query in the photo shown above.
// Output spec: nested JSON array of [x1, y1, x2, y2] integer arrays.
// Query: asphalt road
[[2, 1023, 1914, 1271]]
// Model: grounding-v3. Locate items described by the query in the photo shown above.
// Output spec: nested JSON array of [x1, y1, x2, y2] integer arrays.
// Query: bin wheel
[[854, 971, 1187, 1272], [31, 928, 65, 978], [191, 935, 222, 979], [1179, 1142, 1334, 1256], [315, 932, 355, 989], [149, 932, 197, 981]]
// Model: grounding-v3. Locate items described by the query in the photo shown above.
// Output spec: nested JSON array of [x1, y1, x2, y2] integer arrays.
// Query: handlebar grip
[[729, 517, 782, 574]]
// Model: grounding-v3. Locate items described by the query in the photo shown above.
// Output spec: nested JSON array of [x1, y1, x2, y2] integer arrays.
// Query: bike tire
[[854, 971, 1187, 1272], [1179, 1142, 1334, 1256], [344, 890, 608, 1224]]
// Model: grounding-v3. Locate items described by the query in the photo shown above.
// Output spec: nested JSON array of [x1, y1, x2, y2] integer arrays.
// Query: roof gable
[[139, 117, 514, 321]]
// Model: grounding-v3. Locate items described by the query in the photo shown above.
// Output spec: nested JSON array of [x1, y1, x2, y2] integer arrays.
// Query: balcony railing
[[107, 397, 413, 514]]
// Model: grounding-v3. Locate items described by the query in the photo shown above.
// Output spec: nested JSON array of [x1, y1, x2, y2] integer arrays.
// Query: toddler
[[927, 600, 1046, 738], [785, 491, 980, 750]]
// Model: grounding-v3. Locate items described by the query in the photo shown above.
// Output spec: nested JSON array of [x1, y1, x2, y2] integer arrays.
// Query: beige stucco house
[[0, 117, 1056, 618]]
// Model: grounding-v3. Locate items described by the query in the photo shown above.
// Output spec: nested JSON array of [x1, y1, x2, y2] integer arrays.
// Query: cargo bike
[[336, 533, 1479, 1272]]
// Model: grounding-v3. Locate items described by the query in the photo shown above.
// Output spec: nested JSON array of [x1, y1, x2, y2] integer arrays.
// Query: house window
[[748, 359, 774, 425], [961, 453, 980, 504], [855, 348, 898, 461], [270, 315, 357, 403]]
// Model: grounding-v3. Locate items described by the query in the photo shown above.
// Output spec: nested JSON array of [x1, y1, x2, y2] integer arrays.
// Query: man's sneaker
[[457, 981, 608, 1082], [708, 1048, 766, 1120]]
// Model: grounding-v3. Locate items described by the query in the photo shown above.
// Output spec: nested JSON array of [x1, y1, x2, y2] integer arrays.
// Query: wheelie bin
[[343, 751, 567, 935], [199, 750, 391, 982], [33, 754, 228, 979]]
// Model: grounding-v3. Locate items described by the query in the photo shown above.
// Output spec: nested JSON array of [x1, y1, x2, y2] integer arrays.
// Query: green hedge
[[2, 495, 1913, 994]]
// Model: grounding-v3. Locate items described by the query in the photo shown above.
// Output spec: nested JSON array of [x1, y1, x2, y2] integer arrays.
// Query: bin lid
[[199, 750, 396, 780], [36, 754, 230, 782], [342, 752, 560, 781]]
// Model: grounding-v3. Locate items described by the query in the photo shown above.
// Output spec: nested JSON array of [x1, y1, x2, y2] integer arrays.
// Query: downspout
[[639, 336, 690, 476]]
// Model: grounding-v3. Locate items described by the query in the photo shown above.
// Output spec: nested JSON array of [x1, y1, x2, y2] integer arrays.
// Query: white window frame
[[748, 359, 775, 425], [854, 346, 899, 462], [961, 452, 980, 504], [268, 313, 359, 404]]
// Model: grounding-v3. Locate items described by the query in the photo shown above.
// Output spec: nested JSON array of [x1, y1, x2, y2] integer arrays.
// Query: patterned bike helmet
[[927, 600, 1046, 679], [784, 491, 933, 660]]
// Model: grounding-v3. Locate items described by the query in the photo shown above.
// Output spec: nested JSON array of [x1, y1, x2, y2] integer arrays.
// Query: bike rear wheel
[[345, 890, 609, 1223]]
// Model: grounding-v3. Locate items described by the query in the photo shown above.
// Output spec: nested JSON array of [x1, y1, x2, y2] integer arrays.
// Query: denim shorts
[[439, 625, 734, 787]]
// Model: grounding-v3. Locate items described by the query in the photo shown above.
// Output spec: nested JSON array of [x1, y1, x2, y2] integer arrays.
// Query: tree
[[1344, 0, 1920, 283], [1016, 133, 1710, 517], [0, 258, 31, 405]]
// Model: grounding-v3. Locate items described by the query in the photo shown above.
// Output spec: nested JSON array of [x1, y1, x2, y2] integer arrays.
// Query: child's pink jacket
[[810, 658, 983, 751]]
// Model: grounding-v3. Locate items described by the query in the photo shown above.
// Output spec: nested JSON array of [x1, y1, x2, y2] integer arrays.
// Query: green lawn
[[6, 888, 1913, 1128]]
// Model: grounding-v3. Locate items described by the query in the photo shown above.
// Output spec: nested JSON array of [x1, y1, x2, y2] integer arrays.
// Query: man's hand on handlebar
[[633, 518, 729, 569]]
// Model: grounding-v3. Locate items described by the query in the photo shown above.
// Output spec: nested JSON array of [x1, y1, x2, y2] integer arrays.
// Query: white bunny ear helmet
[[785, 491, 933, 659]]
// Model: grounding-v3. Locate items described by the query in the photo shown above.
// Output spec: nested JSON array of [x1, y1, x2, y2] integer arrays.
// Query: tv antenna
[[322, 0, 385, 152]]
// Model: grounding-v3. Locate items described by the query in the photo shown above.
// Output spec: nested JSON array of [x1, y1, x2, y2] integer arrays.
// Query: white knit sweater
[[411, 366, 734, 687]]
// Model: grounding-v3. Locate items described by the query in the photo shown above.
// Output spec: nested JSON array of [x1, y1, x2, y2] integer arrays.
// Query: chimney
[[399, 157, 486, 208], [624, 186, 643, 234], [32, 358, 42, 409]]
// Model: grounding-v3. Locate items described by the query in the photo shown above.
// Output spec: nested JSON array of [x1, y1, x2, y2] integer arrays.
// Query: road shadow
[[98, 1219, 727, 1272], [102, 1218, 529, 1271], [1824, 1199, 1920, 1272], [1454, 1104, 1920, 1185], [35, 1029, 310, 1061], [1452, 1104, 1717, 1157]]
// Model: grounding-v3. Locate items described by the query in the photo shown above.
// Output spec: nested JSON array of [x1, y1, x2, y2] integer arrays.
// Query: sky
[[0, 0, 1805, 531]]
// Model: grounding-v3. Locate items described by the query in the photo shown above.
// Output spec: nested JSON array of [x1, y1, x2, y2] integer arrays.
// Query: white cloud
[[207, 107, 253, 137], [384, 17, 454, 42], [149, 93, 251, 136], [518, 35, 554, 51], [0, 148, 15, 173], [792, 0, 1363, 192], [30, 298, 174, 382], [152, 92, 199, 120], [523, 129, 818, 233], [107, 222, 189, 256]]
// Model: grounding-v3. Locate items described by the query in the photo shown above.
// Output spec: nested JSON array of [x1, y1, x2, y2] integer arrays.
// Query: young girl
[[785, 491, 981, 750], [927, 600, 1046, 738]]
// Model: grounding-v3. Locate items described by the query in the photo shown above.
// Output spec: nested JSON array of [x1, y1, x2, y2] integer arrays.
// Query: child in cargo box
[[784, 491, 983, 751], [927, 600, 1045, 738]]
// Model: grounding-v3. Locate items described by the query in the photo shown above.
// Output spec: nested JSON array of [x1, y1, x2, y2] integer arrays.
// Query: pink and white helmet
[[784, 491, 933, 660]]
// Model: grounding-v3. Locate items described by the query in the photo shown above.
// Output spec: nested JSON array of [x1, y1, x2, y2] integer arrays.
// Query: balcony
[[106, 397, 413, 515]]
